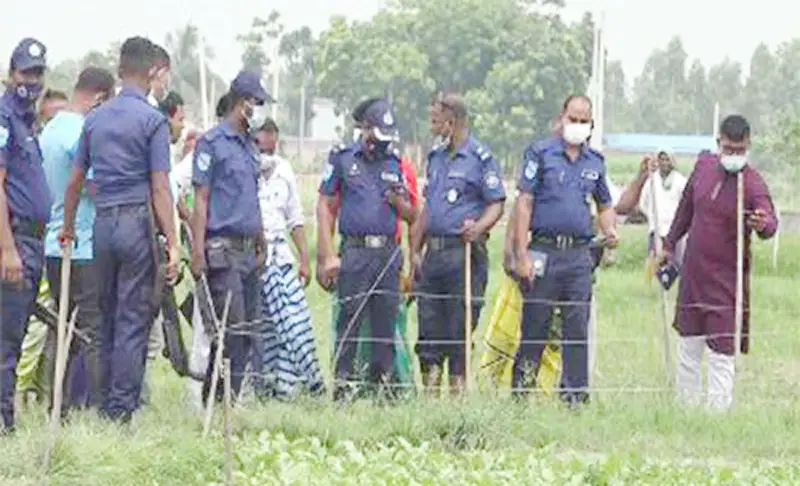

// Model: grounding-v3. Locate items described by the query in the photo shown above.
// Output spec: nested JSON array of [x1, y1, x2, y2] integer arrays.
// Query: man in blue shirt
[[0, 37, 53, 433], [190, 70, 271, 402], [511, 95, 618, 407], [42, 66, 115, 411], [60, 37, 180, 423], [411, 94, 506, 395], [317, 98, 415, 401]]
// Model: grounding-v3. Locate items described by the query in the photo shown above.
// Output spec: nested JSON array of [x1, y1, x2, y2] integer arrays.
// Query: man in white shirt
[[638, 148, 688, 265], [249, 119, 324, 399]]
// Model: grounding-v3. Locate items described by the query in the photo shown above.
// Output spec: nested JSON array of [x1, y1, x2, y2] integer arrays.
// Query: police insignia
[[28, 43, 42, 57], [0, 126, 8, 149], [524, 160, 537, 180], [196, 152, 212, 172], [322, 163, 334, 181], [383, 111, 394, 125], [485, 172, 500, 189], [447, 188, 458, 203]]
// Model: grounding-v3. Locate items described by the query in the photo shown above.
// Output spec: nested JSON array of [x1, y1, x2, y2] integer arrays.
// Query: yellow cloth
[[16, 280, 52, 396], [478, 275, 561, 395]]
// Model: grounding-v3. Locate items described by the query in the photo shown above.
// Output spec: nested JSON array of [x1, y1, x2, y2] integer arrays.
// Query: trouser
[[334, 239, 400, 387], [94, 203, 158, 422], [415, 238, 488, 377], [0, 234, 45, 431], [201, 237, 261, 403], [513, 244, 593, 404], [45, 257, 103, 410], [676, 336, 735, 412]]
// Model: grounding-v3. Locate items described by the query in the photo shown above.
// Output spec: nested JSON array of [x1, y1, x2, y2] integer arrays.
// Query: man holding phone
[[511, 94, 618, 407]]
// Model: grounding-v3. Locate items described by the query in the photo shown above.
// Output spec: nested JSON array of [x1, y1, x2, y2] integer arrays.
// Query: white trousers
[[186, 296, 211, 412], [676, 336, 736, 412]]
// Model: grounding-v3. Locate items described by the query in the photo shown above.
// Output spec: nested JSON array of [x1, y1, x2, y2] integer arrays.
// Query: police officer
[[0, 37, 53, 433], [190, 70, 270, 402], [511, 94, 618, 407], [60, 37, 180, 423], [317, 98, 414, 399], [411, 94, 505, 395]]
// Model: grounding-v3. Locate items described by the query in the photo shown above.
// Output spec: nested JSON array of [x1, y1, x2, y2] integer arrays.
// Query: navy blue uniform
[[416, 135, 505, 376], [73, 84, 171, 421], [512, 136, 611, 404], [0, 38, 52, 431], [319, 140, 406, 388], [192, 118, 264, 400]]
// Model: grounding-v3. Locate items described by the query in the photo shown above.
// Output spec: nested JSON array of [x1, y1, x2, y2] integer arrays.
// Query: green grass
[[2, 178, 799, 484]]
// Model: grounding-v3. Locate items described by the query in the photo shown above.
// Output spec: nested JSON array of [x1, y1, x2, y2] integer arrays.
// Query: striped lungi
[[253, 260, 324, 400]]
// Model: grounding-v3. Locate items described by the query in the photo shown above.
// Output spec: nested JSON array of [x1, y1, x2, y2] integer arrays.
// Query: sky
[[0, 0, 796, 83]]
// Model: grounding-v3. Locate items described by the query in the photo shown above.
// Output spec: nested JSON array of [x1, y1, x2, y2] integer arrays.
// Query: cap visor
[[14, 61, 46, 73], [373, 127, 397, 142]]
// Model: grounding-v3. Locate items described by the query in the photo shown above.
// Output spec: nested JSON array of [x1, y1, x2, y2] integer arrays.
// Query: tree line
[[13, 0, 800, 174]]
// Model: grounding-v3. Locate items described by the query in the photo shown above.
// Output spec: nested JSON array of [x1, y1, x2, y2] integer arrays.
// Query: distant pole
[[197, 29, 210, 130], [271, 40, 280, 121], [298, 75, 306, 159], [588, 11, 605, 151], [712, 102, 720, 139]]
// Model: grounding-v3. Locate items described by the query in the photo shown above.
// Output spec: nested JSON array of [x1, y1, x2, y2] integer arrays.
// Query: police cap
[[10, 37, 47, 72], [230, 70, 274, 105]]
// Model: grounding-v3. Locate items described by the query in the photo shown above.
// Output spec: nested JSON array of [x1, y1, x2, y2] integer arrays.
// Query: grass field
[[2, 164, 800, 485]]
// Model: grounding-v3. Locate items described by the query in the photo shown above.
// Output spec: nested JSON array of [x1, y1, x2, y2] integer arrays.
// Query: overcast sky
[[1, 0, 795, 83]]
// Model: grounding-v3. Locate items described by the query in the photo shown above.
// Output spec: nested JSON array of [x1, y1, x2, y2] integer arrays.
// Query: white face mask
[[562, 122, 592, 145], [720, 154, 748, 173], [247, 104, 269, 133]]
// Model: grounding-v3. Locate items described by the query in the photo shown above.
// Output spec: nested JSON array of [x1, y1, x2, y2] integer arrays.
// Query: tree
[[604, 60, 632, 132], [237, 11, 283, 79], [742, 43, 777, 131], [684, 60, 712, 134], [279, 26, 315, 137]]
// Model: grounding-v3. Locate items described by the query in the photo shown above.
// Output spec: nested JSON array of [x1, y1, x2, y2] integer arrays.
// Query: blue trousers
[[0, 235, 44, 431], [201, 239, 261, 403], [415, 240, 488, 376], [334, 242, 400, 385], [94, 203, 158, 421], [512, 244, 593, 403]]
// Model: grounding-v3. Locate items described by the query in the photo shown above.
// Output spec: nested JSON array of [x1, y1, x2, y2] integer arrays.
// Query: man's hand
[[166, 244, 180, 283], [386, 186, 406, 209], [640, 155, 657, 177], [515, 252, 534, 283], [255, 243, 267, 269], [298, 256, 311, 288], [0, 245, 24, 286], [502, 246, 515, 276], [459, 219, 482, 243], [657, 248, 673, 267], [191, 248, 206, 279], [603, 227, 619, 248], [746, 208, 768, 233], [316, 255, 341, 291], [410, 252, 424, 282], [57, 227, 75, 248]]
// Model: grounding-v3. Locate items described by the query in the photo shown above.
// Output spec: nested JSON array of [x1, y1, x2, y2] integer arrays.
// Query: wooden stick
[[43, 306, 78, 469], [203, 291, 232, 437], [50, 247, 73, 427], [772, 205, 780, 271], [648, 170, 673, 385], [222, 358, 233, 486], [734, 173, 745, 361], [464, 242, 473, 393]]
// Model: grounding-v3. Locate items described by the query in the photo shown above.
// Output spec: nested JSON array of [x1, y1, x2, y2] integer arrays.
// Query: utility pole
[[298, 74, 306, 157]]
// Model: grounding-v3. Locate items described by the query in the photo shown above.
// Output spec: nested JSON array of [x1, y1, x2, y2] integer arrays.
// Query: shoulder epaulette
[[587, 147, 606, 163], [473, 142, 493, 162], [330, 142, 348, 155]]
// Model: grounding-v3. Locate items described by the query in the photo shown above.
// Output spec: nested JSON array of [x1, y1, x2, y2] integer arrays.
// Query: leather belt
[[11, 218, 46, 240], [223, 236, 258, 253], [427, 236, 464, 251], [531, 235, 591, 250], [344, 235, 390, 249]]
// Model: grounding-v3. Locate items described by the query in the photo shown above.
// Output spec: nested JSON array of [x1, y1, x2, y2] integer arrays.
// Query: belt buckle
[[556, 235, 573, 250], [365, 235, 384, 249], [429, 237, 443, 251]]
